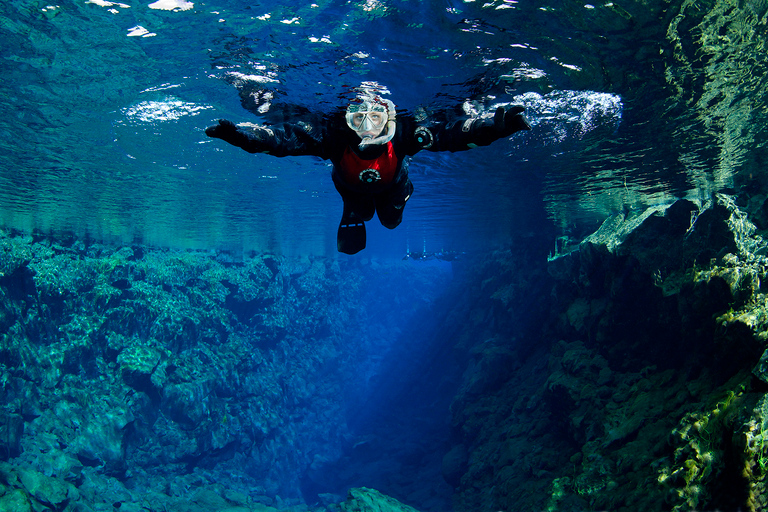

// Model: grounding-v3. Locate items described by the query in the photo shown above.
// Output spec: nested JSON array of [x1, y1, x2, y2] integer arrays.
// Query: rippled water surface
[[1, 0, 767, 256]]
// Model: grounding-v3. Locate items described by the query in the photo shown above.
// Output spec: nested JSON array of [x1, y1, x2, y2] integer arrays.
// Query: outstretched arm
[[205, 119, 324, 158], [416, 105, 530, 153]]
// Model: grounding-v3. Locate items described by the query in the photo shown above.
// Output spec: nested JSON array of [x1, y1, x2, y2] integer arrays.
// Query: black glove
[[463, 106, 530, 148], [206, 119, 240, 141], [494, 105, 531, 136], [205, 119, 268, 153]]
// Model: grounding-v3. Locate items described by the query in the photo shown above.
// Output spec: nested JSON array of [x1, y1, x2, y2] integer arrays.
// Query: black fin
[[337, 209, 366, 254]]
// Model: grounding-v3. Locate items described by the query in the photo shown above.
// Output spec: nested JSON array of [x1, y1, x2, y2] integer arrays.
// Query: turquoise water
[[5, 0, 759, 257]]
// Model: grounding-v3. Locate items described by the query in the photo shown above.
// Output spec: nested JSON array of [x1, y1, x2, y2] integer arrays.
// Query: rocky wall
[[444, 193, 768, 511], [0, 232, 451, 512], [10, 191, 768, 512]]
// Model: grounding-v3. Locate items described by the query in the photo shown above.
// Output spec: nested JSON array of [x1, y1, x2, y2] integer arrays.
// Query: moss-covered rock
[[0, 414, 24, 459], [340, 487, 421, 512], [117, 342, 165, 394], [0, 463, 80, 507], [446, 194, 768, 512], [0, 487, 32, 512]]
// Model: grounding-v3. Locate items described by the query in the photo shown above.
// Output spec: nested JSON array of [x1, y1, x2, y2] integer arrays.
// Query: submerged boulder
[[0, 462, 79, 508], [441, 444, 468, 488], [117, 342, 164, 395], [0, 488, 32, 512], [0, 413, 24, 458], [339, 487, 421, 512]]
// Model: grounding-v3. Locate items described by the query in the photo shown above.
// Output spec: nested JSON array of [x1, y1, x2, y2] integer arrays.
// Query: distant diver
[[205, 84, 531, 255], [403, 250, 464, 262]]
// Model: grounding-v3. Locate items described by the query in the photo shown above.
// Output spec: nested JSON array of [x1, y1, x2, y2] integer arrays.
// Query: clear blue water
[[2, 0, 768, 510], [4, 0, 751, 258]]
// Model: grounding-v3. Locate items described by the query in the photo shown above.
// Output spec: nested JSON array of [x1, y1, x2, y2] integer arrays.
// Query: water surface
[[1, 0, 765, 256]]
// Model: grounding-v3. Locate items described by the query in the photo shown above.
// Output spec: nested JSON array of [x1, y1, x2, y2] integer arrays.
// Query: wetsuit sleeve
[[205, 119, 325, 158], [414, 106, 530, 153]]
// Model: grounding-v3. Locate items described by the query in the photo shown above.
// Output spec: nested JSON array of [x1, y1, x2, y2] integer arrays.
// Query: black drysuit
[[205, 104, 530, 253]]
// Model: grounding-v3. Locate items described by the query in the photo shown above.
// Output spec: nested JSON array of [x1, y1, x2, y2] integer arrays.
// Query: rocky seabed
[[5, 193, 768, 511]]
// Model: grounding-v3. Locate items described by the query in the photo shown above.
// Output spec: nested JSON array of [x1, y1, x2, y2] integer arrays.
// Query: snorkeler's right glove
[[205, 119, 269, 153]]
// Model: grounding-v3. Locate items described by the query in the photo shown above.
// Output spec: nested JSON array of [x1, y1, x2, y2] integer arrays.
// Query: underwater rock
[[68, 402, 131, 473], [549, 198, 737, 286], [0, 488, 32, 512], [456, 339, 518, 398], [38, 448, 83, 483], [0, 228, 456, 509], [753, 349, 768, 385], [161, 381, 213, 429], [441, 444, 467, 488], [0, 462, 79, 507], [339, 487, 421, 512], [445, 192, 768, 512], [188, 487, 234, 510], [733, 393, 768, 511], [117, 342, 164, 395], [0, 413, 24, 459]]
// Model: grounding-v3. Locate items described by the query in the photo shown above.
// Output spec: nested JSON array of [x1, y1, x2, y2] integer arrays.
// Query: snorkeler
[[205, 86, 530, 254]]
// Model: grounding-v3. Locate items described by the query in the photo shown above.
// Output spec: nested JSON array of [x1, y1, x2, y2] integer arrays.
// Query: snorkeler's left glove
[[206, 119, 238, 140], [495, 105, 531, 137], [466, 106, 531, 148], [205, 119, 269, 153]]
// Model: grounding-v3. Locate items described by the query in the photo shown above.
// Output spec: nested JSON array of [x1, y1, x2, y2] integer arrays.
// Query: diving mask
[[346, 97, 397, 148]]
